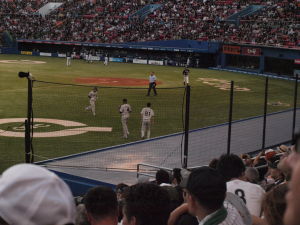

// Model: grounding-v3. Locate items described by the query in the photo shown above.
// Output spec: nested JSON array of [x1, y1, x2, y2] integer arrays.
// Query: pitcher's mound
[[74, 77, 162, 86]]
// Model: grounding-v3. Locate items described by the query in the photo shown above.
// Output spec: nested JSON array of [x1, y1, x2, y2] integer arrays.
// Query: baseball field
[[0, 54, 297, 173]]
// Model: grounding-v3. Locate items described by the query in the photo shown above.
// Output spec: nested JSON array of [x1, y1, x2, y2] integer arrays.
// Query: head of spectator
[[182, 166, 226, 220], [84, 186, 118, 225], [116, 183, 129, 201], [284, 152, 300, 225], [262, 183, 288, 225], [268, 159, 285, 183], [208, 158, 219, 169], [122, 183, 170, 225], [265, 149, 277, 161], [278, 153, 292, 182], [216, 154, 246, 182], [172, 168, 182, 186], [241, 154, 253, 167], [0, 163, 76, 225], [244, 167, 260, 184], [156, 169, 170, 185], [75, 204, 90, 225]]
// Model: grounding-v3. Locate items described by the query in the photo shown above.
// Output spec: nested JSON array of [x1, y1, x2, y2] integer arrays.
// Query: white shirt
[[198, 202, 245, 225], [149, 74, 156, 83], [141, 107, 154, 122], [226, 179, 265, 217], [120, 104, 132, 118], [88, 90, 97, 102]]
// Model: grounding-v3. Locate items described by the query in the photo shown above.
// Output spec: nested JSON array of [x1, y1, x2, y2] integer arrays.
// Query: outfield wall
[[1, 39, 300, 76]]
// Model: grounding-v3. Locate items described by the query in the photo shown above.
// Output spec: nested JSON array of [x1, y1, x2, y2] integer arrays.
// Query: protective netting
[[30, 78, 299, 171], [31, 80, 185, 169]]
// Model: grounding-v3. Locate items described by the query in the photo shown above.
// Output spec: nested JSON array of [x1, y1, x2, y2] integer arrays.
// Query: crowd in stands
[[0, 139, 300, 225], [0, 0, 299, 48]]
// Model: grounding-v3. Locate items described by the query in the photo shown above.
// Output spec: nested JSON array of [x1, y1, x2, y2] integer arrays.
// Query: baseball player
[[182, 66, 190, 85], [104, 56, 109, 66], [140, 102, 154, 139], [146, 72, 157, 96], [85, 87, 98, 116], [119, 98, 132, 138], [66, 51, 71, 66]]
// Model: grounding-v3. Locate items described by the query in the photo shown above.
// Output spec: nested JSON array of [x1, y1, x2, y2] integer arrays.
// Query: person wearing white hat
[[0, 164, 76, 225]]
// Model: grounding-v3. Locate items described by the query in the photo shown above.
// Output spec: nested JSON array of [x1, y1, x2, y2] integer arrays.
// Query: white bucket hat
[[0, 164, 76, 225]]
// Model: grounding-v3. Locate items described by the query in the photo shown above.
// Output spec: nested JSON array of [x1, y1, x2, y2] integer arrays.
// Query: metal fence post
[[183, 85, 191, 169], [25, 78, 33, 163], [292, 74, 299, 140], [262, 77, 269, 150], [227, 81, 234, 155]]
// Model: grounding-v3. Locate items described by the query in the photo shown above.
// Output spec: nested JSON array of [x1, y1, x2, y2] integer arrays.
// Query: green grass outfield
[[0, 54, 296, 172]]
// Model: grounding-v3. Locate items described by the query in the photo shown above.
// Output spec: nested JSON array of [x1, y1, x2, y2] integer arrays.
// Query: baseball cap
[[265, 149, 276, 161], [179, 168, 191, 188], [0, 164, 76, 225]]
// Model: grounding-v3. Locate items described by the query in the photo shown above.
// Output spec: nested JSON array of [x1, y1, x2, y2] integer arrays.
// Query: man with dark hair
[[183, 166, 244, 225], [156, 169, 170, 185], [84, 186, 118, 225], [122, 183, 171, 225], [217, 154, 265, 217]]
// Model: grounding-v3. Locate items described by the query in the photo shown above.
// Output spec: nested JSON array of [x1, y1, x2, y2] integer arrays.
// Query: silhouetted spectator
[[84, 186, 118, 225]]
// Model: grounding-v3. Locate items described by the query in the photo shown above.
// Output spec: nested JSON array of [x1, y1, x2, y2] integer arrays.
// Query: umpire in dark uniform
[[147, 72, 157, 96]]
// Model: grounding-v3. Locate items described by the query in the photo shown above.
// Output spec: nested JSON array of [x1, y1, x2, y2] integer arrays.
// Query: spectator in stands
[[115, 183, 129, 223], [244, 167, 260, 184], [241, 154, 253, 167], [265, 158, 285, 191], [116, 183, 129, 201], [217, 154, 265, 217], [84, 186, 118, 225], [76, 204, 91, 225], [168, 166, 244, 225], [122, 183, 171, 225], [0, 164, 76, 225], [262, 183, 288, 225], [284, 149, 300, 225], [208, 158, 219, 169], [172, 168, 183, 186], [156, 169, 171, 186]]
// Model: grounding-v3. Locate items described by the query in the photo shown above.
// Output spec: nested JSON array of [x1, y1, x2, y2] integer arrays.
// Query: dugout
[[220, 44, 300, 77]]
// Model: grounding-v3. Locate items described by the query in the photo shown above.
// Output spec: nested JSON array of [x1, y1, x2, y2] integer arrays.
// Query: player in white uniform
[[217, 154, 265, 217], [119, 98, 132, 138], [182, 67, 190, 85], [104, 56, 108, 66], [85, 87, 98, 116], [140, 102, 154, 139], [66, 52, 71, 66]]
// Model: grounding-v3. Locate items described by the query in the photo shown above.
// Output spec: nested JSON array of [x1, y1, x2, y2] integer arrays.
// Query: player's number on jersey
[[144, 111, 150, 116], [235, 189, 246, 204]]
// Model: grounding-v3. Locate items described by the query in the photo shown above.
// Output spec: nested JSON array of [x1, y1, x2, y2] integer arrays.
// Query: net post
[[292, 74, 299, 140], [227, 81, 234, 155], [183, 85, 191, 169], [262, 77, 269, 150], [25, 78, 33, 163]]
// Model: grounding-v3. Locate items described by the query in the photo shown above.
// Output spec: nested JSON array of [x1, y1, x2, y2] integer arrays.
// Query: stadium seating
[[0, 0, 298, 48]]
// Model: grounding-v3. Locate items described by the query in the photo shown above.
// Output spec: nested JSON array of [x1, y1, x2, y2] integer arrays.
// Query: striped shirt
[[198, 202, 245, 225]]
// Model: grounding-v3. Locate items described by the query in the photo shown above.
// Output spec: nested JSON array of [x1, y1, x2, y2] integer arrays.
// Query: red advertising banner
[[223, 45, 241, 55], [242, 47, 261, 56], [294, 59, 300, 64]]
